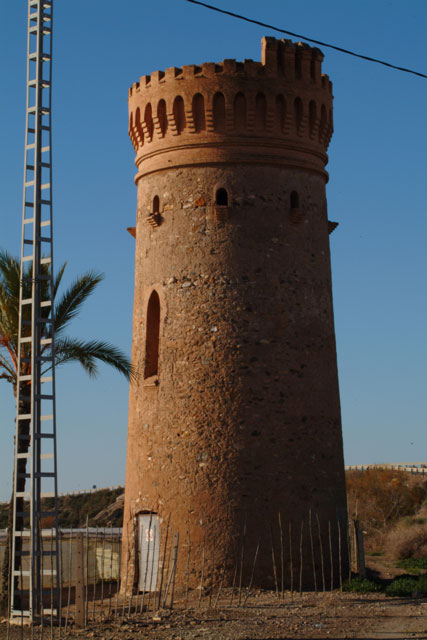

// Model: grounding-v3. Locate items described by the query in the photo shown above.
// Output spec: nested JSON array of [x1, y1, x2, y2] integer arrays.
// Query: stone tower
[[123, 37, 347, 591]]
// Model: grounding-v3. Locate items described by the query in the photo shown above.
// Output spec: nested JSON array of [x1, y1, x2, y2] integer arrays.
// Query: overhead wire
[[185, 0, 427, 80]]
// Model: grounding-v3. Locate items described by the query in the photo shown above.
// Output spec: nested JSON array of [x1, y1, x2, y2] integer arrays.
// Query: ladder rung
[[40, 491, 55, 498], [16, 453, 30, 459], [42, 569, 57, 576], [19, 472, 55, 479], [29, 26, 38, 33], [41, 414, 53, 421], [41, 108, 50, 114], [40, 256, 51, 263], [28, 106, 36, 113], [40, 300, 52, 306], [25, 179, 35, 186], [40, 236, 52, 242], [24, 217, 34, 224], [11, 610, 31, 617], [24, 239, 34, 245], [13, 531, 31, 537], [41, 220, 51, 227], [26, 144, 36, 150], [18, 434, 30, 440], [41, 453, 54, 459], [41, 183, 51, 190], [22, 256, 33, 262], [24, 201, 34, 207], [38, 356, 53, 362], [35, 434, 54, 439], [15, 493, 30, 499], [41, 376, 53, 382], [27, 128, 35, 134], [40, 338, 52, 345], [19, 375, 32, 381], [36, 394, 54, 399], [26, 164, 35, 170], [42, 609, 57, 616], [20, 337, 32, 343], [13, 570, 30, 577], [41, 161, 50, 167], [17, 414, 32, 420], [22, 299, 32, 305]]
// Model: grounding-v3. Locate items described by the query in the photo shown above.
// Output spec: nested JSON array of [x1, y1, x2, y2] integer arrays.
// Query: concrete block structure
[[122, 36, 348, 591]]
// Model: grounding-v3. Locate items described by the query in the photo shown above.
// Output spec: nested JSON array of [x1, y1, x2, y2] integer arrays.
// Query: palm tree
[[0, 248, 134, 612]]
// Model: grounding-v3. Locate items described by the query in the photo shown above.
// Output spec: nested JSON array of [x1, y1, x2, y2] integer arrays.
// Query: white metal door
[[138, 513, 159, 592]]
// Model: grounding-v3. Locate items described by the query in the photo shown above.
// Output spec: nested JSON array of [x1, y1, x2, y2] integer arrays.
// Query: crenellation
[[222, 59, 237, 74], [281, 40, 296, 80], [261, 36, 280, 74], [243, 59, 260, 76], [201, 62, 216, 77], [311, 48, 324, 84], [182, 64, 197, 78], [297, 44, 313, 82], [151, 70, 164, 83], [165, 66, 181, 80]]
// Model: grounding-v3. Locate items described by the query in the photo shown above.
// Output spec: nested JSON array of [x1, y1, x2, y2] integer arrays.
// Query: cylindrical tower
[[123, 37, 347, 592]]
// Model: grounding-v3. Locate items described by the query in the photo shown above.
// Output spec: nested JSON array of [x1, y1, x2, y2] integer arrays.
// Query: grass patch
[[342, 577, 383, 593], [396, 557, 427, 573]]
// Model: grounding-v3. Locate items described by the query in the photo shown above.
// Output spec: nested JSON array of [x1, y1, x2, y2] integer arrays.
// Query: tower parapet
[[128, 37, 333, 180]]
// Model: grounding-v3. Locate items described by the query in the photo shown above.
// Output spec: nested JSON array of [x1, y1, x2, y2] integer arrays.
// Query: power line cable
[[185, 0, 427, 80]]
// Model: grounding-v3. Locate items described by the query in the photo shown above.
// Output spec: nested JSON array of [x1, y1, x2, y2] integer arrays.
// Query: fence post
[[75, 535, 85, 627], [352, 520, 366, 578]]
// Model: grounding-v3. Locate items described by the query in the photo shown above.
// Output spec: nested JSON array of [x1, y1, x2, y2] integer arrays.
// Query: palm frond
[[0, 353, 16, 382], [53, 337, 136, 382], [54, 272, 104, 336], [53, 262, 67, 298]]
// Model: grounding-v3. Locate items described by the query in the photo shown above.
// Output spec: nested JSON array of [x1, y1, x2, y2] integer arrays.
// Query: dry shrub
[[385, 520, 427, 560], [346, 469, 427, 535]]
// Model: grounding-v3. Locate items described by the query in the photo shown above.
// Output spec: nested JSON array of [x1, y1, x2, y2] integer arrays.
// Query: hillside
[[0, 487, 124, 529]]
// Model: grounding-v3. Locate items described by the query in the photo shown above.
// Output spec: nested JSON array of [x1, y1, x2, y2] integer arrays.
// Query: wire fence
[[2, 515, 365, 638]]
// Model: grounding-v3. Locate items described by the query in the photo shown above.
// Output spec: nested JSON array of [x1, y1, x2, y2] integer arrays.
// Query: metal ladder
[[10, 0, 59, 621]]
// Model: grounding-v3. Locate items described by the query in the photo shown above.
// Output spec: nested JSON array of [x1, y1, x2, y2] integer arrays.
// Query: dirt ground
[[1, 589, 427, 640]]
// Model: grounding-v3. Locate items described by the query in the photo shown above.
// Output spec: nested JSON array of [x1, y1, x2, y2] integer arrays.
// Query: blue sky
[[1, 0, 426, 500]]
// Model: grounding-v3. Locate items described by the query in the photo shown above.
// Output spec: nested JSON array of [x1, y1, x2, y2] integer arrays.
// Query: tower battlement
[[128, 37, 333, 180]]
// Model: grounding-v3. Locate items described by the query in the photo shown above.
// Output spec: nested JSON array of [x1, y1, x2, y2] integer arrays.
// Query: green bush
[[385, 576, 418, 597], [386, 574, 427, 597], [342, 577, 383, 593]]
